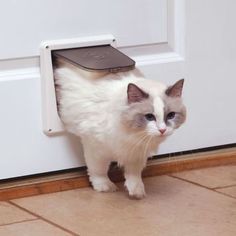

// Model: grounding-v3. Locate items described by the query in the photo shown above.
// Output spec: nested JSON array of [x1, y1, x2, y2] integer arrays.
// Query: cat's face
[[122, 79, 186, 138]]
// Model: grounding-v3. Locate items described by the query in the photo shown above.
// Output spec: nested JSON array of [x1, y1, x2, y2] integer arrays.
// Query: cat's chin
[[149, 133, 171, 139], [150, 133, 170, 143]]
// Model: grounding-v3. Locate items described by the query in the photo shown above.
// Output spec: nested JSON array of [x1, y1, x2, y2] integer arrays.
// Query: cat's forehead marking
[[163, 95, 181, 112], [153, 97, 165, 119]]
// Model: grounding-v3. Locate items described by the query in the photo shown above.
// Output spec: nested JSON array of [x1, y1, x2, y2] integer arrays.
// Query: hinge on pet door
[[40, 35, 135, 135]]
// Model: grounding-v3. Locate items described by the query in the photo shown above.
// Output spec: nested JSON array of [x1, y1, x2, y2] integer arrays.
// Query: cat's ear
[[127, 83, 149, 104], [165, 79, 184, 97]]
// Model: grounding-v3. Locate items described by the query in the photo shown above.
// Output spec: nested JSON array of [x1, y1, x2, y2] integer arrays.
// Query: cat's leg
[[124, 160, 146, 199], [83, 142, 117, 192]]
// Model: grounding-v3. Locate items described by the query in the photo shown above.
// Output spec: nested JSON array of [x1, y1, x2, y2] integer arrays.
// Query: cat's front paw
[[91, 177, 118, 192], [125, 179, 146, 199]]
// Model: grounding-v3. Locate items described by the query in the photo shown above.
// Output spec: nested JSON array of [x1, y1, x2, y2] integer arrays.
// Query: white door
[[0, 0, 235, 179]]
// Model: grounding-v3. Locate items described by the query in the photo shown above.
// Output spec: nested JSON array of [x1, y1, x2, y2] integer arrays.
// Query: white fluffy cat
[[54, 60, 186, 199]]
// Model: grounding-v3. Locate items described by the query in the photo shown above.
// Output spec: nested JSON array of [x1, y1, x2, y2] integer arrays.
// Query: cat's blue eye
[[167, 112, 176, 120], [145, 113, 156, 121]]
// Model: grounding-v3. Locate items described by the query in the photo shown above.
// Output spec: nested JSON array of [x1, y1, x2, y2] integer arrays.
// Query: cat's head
[[122, 79, 186, 138]]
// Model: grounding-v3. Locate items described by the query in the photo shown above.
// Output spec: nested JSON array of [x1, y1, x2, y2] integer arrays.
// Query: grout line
[[0, 218, 38, 227], [214, 190, 236, 200], [8, 201, 80, 236], [213, 184, 236, 190], [168, 175, 236, 201], [213, 190, 236, 199], [168, 174, 214, 189]]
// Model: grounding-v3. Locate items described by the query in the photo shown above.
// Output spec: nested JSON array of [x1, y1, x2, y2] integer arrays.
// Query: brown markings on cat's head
[[164, 79, 186, 129], [122, 79, 186, 138]]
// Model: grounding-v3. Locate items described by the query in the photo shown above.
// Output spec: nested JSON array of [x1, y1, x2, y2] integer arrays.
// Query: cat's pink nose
[[159, 128, 166, 134]]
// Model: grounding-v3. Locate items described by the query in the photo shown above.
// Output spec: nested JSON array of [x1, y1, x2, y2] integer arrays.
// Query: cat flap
[[52, 45, 135, 73]]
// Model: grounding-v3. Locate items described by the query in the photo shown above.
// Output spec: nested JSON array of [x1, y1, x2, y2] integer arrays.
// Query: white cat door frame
[[40, 34, 116, 135]]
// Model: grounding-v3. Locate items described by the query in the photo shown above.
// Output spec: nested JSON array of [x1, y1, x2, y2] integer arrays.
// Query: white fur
[[54, 62, 171, 199]]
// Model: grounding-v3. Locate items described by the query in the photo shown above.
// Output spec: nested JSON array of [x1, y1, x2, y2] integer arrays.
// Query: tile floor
[[0, 165, 236, 236]]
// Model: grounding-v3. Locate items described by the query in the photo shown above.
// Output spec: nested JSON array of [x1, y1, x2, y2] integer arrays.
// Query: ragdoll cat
[[54, 60, 186, 199]]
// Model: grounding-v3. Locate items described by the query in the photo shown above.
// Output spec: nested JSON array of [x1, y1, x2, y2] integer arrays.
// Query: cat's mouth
[[149, 130, 172, 138]]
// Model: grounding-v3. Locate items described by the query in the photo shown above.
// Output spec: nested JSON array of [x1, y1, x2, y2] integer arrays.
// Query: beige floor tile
[[172, 165, 236, 188], [0, 202, 36, 226], [0, 219, 72, 236], [12, 175, 236, 236], [217, 186, 236, 198]]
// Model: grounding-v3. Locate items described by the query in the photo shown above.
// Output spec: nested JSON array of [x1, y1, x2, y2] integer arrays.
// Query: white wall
[[0, 0, 236, 179]]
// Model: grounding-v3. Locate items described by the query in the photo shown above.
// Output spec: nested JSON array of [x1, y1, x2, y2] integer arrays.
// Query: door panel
[[0, 0, 167, 59]]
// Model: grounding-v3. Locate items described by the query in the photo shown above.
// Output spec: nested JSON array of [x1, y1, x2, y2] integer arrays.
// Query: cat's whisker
[[129, 134, 148, 155], [127, 133, 149, 162], [142, 136, 153, 161]]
